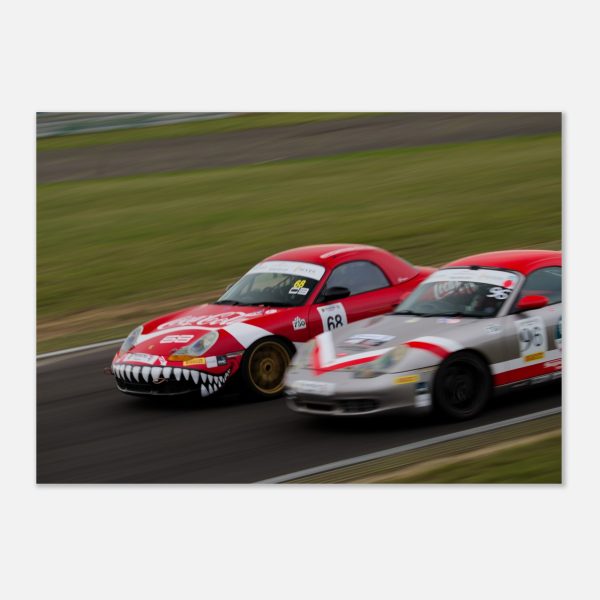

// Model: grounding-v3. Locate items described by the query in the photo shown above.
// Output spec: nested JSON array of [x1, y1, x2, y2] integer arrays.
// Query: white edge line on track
[[37, 338, 125, 360], [256, 406, 562, 483]]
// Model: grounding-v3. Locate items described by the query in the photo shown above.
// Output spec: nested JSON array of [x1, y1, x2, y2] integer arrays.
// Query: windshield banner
[[248, 261, 326, 280], [426, 268, 519, 288]]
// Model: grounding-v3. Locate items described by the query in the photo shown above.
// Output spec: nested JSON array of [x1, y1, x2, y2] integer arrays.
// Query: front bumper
[[285, 368, 434, 416], [113, 363, 231, 397]]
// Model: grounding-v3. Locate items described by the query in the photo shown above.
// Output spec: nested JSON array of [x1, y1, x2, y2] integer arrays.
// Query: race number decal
[[555, 315, 562, 351], [317, 302, 348, 331], [486, 286, 512, 300], [516, 316, 547, 363], [289, 279, 307, 295]]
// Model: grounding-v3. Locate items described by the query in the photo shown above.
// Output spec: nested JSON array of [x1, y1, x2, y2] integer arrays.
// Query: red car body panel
[[445, 249, 562, 276], [111, 244, 434, 396]]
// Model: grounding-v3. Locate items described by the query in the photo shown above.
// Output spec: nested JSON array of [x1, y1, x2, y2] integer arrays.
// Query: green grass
[[37, 133, 561, 352], [37, 112, 372, 152], [389, 434, 562, 483]]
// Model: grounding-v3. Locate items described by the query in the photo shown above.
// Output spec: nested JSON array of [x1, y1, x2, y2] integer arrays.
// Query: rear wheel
[[433, 352, 491, 420], [242, 338, 292, 399]]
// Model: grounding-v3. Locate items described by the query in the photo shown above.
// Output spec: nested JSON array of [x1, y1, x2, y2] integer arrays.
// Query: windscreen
[[216, 260, 326, 307], [395, 268, 520, 318]]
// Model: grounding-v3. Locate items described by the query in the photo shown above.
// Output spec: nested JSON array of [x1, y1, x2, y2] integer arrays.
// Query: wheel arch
[[241, 334, 296, 399], [246, 333, 296, 358], [445, 347, 493, 377], [432, 348, 494, 420]]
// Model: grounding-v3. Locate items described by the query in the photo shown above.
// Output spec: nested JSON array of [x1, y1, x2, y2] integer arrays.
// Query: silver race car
[[285, 250, 562, 420]]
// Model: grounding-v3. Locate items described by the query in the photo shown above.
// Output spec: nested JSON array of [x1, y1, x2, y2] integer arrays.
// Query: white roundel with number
[[317, 302, 348, 332], [516, 316, 548, 363]]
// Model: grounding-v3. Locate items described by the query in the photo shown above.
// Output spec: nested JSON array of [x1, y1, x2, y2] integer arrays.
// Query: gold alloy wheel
[[247, 340, 290, 395]]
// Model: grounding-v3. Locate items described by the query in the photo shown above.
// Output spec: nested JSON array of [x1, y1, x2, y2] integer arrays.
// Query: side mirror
[[516, 295, 549, 312], [321, 286, 351, 302]]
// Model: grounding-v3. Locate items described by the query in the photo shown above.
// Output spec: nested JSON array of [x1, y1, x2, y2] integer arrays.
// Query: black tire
[[241, 337, 293, 400], [433, 351, 491, 420]]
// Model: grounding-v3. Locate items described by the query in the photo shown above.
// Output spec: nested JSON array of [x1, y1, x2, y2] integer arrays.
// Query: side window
[[325, 261, 389, 296], [516, 267, 562, 306]]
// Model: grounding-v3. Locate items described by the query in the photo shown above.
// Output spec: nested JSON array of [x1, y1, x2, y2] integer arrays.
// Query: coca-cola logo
[[157, 311, 262, 330], [433, 281, 477, 299]]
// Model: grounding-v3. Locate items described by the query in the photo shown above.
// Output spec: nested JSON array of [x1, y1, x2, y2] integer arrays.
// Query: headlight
[[168, 331, 219, 360], [120, 326, 142, 352], [353, 345, 408, 378]]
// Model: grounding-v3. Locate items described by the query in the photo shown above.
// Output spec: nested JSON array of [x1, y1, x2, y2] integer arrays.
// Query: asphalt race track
[[37, 344, 562, 483]]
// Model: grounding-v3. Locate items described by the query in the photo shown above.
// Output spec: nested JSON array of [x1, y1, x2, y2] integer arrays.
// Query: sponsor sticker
[[158, 311, 263, 330], [206, 356, 218, 368], [122, 353, 158, 365], [416, 381, 429, 393], [415, 393, 432, 408], [544, 358, 562, 371], [289, 280, 310, 296], [516, 316, 548, 363], [161, 334, 194, 344], [217, 355, 228, 366], [436, 318, 461, 324], [433, 280, 475, 300], [248, 260, 326, 280], [485, 324, 502, 335], [292, 316, 307, 330], [555, 315, 562, 351], [394, 374, 420, 385], [428, 268, 519, 288], [293, 380, 336, 396], [183, 357, 206, 366], [343, 333, 395, 347], [317, 302, 348, 332]]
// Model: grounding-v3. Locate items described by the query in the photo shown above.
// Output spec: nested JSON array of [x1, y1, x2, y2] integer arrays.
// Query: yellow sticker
[[524, 351, 545, 363], [183, 357, 206, 366], [394, 374, 420, 385], [293, 279, 307, 289]]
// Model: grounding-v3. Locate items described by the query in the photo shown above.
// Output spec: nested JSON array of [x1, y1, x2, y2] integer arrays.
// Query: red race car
[[111, 244, 434, 399]]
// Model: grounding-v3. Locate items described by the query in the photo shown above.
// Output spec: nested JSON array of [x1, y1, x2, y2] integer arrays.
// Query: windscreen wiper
[[213, 300, 241, 305]]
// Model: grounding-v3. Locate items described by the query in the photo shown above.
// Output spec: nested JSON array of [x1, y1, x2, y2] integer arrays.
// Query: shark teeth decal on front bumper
[[113, 364, 233, 397], [132, 365, 141, 382]]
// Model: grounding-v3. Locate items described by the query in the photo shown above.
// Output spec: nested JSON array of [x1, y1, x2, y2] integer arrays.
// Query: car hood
[[311, 313, 490, 373], [125, 303, 291, 357]]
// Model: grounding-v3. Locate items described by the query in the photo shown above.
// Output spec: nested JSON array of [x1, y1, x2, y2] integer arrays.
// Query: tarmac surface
[[37, 343, 561, 483]]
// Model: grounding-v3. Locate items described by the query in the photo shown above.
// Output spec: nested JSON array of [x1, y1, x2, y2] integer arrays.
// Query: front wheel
[[241, 338, 292, 399], [433, 352, 491, 420]]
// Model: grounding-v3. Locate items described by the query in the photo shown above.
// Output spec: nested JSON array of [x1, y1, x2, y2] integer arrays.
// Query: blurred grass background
[[386, 432, 561, 483], [37, 132, 561, 352]]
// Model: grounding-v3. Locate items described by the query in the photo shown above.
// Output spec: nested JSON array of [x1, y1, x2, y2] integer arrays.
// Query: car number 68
[[317, 302, 348, 332]]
